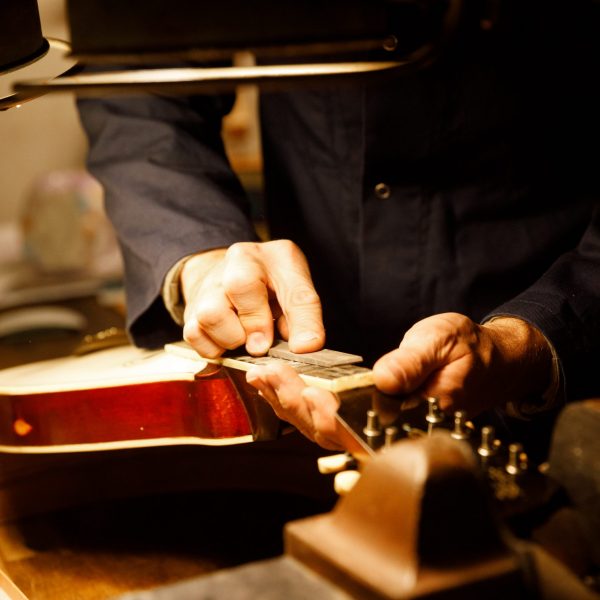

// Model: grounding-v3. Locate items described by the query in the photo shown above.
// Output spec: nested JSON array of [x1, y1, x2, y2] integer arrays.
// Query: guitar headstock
[[331, 390, 560, 522]]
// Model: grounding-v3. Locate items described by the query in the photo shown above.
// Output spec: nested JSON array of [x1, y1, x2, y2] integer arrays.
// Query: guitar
[[0, 329, 553, 525], [0, 337, 375, 454]]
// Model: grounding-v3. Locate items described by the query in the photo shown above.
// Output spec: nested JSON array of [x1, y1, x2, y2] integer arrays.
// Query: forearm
[[77, 94, 258, 346]]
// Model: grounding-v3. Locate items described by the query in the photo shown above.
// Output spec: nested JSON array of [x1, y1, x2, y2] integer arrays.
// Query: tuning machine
[[363, 409, 382, 439], [505, 443, 528, 476], [425, 396, 445, 434], [450, 410, 475, 441]]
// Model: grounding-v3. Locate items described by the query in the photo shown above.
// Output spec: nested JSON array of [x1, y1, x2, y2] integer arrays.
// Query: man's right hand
[[180, 240, 325, 358]]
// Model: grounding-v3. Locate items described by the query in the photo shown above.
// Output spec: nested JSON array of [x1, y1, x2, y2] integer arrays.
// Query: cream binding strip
[[0, 435, 254, 455], [164, 342, 374, 393], [0, 345, 204, 396]]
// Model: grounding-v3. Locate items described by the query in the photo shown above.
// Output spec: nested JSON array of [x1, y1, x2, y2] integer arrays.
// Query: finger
[[248, 363, 317, 441], [418, 356, 473, 411], [263, 363, 313, 427], [269, 300, 289, 341], [283, 282, 325, 354], [245, 368, 281, 406], [372, 321, 449, 395], [276, 314, 289, 341], [183, 320, 226, 359], [373, 314, 473, 401], [262, 241, 325, 353], [303, 388, 345, 451], [186, 292, 246, 352], [247, 366, 344, 450], [372, 345, 433, 395], [222, 246, 275, 355]]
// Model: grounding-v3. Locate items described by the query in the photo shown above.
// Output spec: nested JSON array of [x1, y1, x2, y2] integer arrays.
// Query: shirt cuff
[[161, 255, 193, 327]]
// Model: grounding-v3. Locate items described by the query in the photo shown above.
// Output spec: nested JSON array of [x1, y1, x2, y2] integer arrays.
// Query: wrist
[[180, 247, 228, 303], [482, 316, 558, 414], [162, 247, 228, 327]]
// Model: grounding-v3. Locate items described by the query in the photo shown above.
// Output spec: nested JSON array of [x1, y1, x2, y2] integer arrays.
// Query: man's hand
[[373, 313, 554, 415], [246, 362, 345, 451], [245, 312, 555, 450], [181, 240, 325, 358]]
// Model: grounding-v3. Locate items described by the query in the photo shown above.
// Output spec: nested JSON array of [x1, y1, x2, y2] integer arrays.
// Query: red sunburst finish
[[0, 373, 252, 448]]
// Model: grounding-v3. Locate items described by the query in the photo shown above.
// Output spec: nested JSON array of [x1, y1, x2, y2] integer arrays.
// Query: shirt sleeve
[[77, 93, 259, 348], [485, 203, 600, 405]]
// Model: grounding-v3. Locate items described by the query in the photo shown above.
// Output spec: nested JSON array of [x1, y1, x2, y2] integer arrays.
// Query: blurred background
[[0, 0, 85, 224], [0, 0, 262, 319]]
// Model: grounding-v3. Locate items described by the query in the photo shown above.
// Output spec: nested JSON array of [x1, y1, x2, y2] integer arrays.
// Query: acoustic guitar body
[[0, 345, 265, 453]]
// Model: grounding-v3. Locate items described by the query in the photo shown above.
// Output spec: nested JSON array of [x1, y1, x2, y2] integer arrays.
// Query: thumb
[[373, 341, 443, 396], [373, 314, 467, 395], [263, 241, 325, 352]]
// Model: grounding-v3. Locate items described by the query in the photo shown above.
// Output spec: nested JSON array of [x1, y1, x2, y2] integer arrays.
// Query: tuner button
[[317, 453, 355, 475], [334, 470, 361, 496], [363, 409, 382, 438], [477, 426, 497, 458], [450, 410, 470, 440]]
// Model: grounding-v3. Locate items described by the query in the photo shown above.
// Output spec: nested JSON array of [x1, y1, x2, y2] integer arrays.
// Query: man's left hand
[[245, 313, 555, 450]]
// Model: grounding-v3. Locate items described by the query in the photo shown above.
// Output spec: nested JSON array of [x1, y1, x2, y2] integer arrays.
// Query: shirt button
[[374, 182, 391, 200], [382, 35, 398, 52]]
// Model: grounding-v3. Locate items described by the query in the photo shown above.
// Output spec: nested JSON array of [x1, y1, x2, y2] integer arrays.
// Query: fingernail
[[246, 332, 269, 355], [289, 332, 322, 353], [292, 332, 321, 349]]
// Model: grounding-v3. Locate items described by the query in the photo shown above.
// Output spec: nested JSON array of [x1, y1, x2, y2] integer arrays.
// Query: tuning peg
[[450, 410, 470, 440], [384, 426, 399, 449], [477, 425, 498, 458], [506, 443, 527, 476], [363, 409, 382, 438], [425, 397, 445, 434]]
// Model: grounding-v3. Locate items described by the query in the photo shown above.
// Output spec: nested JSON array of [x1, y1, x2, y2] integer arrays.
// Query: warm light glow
[[13, 418, 33, 436]]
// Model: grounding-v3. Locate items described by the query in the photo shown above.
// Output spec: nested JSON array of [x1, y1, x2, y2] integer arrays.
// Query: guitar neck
[[164, 341, 375, 393]]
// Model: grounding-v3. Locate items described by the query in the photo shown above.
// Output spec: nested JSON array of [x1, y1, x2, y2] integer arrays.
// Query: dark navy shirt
[[78, 4, 600, 404]]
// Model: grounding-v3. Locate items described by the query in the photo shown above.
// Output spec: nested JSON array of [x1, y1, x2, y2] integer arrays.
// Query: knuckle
[[265, 239, 306, 265], [267, 239, 296, 254], [226, 241, 257, 261], [437, 312, 473, 335], [288, 285, 321, 308], [276, 395, 295, 413], [222, 269, 260, 296], [194, 302, 226, 328], [182, 332, 222, 359], [403, 323, 437, 349], [182, 327, 199, 346], [199, 346, 223, 360]]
